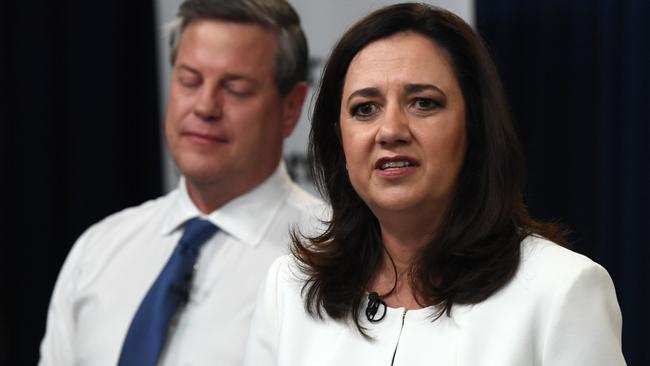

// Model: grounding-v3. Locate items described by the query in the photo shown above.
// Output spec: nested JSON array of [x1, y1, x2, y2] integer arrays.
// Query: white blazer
[[243, 236, 626, 366]]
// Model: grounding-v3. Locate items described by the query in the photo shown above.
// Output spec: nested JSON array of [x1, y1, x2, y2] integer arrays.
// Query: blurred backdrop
[[1, 0, 647, 365]]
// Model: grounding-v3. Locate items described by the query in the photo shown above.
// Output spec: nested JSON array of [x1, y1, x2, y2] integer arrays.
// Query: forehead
[[343, 32, 457, 94], [176, 19, 278, 76]]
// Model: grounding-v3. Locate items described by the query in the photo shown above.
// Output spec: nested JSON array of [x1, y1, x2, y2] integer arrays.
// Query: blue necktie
[[118, 218, 218, 366]]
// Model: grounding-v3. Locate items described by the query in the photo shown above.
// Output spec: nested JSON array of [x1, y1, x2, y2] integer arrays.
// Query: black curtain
[[477, 1, 649, 365], [1, 1, 163, 364]]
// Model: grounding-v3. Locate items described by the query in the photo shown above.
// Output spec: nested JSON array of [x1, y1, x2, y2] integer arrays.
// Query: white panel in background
[[154, 0, 474, 193]]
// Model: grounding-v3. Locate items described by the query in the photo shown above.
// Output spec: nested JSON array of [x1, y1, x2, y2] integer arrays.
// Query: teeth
[[381, 161, 412, 169]]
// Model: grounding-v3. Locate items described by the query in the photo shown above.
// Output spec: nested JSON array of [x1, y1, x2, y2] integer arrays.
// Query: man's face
[[165, 19, 304, 210]]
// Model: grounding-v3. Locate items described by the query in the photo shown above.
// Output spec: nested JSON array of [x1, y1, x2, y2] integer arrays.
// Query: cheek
[[431, 126, 467, 178], [449, 121, 468, 163], [228, 96, 272, 127], [164, 110, 177, 146], [166, 90, 191, 126], [230, 109, 281, 154], [340, 121, 372, 157], [340, 129, 363, 169], [340, 129, 375, 196]]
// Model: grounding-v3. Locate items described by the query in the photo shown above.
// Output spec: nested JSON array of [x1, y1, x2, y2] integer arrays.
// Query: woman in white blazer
[[243, 3, 626, 365]]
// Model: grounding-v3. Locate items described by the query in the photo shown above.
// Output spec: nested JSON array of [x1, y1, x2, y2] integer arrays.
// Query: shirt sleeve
[[541, 262, 627, 365], [242, 255, 288, 366], [38, 228, 91, 366]]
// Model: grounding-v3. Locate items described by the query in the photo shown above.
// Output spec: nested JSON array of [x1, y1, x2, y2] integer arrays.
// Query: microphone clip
[[366, 292, 387, 322]]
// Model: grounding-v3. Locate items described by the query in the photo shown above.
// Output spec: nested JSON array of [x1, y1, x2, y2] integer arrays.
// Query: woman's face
[[339, 31, 467, 219]]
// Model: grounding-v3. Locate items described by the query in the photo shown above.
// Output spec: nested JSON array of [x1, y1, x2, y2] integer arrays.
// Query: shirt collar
[[162, 162, 293, 247]]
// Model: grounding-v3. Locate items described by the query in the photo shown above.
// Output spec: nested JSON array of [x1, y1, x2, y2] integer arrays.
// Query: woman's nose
[[375, 105, 412, 146]]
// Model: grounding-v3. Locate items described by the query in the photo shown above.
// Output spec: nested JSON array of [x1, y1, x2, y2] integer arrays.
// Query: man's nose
[[193, 86, 223, 122]]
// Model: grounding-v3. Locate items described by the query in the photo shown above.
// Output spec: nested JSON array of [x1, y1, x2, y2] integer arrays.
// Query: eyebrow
[[403, 83, 445, 96], [222, 75, 258, 85], [346, 87, 381, 105], [346, 83, 446, 105], [176, 64, 200, 75]]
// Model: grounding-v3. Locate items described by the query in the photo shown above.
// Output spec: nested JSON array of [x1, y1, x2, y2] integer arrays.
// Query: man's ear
[[280, 82, 308, 138]]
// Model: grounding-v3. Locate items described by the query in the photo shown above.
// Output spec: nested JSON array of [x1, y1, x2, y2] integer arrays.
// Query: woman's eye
[[351, 103, 379, 118], [413, 98, 439, 111]]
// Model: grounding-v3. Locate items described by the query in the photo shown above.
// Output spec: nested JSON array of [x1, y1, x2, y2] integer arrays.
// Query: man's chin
[[177, 161, 227, 185]]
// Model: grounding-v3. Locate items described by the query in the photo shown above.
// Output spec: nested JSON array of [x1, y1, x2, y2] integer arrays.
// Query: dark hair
[[292, 3, 567, 334], [168, 0, 308, 95]]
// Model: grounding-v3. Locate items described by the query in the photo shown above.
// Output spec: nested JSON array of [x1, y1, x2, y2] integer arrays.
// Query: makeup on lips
[[374, 156, 419, 178]]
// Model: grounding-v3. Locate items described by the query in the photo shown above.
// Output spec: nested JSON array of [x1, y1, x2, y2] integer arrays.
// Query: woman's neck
[[368, 221, 437, 310]]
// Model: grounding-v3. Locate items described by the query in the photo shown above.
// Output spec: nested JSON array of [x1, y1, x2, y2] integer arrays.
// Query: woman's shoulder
[[267, 254, 306, 279], [521, 235, 600, 268], [509, 236, 624, 365], [521, 235, 594, 267], [516, 235, 615, 294], [261, 254, 308, 300]]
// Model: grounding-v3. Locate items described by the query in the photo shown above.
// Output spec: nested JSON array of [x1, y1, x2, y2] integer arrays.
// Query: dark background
[[477, 1, 649, 364], [1, 1, 163, 364], [1, 0, 648, 365]]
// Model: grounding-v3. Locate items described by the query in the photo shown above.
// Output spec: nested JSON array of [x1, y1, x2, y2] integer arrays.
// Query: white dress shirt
[[39, 163, 327, 366], [244, 236, 627, 366]]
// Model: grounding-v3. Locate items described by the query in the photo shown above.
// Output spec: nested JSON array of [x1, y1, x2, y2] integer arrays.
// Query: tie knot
[[179, 218, 218, 252]]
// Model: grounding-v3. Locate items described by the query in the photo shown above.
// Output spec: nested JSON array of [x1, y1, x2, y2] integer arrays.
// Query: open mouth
[[375, 157, 419, 170], [379, 160, 415, 170]]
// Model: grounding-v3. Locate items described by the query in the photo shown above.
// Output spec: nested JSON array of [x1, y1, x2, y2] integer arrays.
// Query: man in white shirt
[[38, 1, 325, 365]]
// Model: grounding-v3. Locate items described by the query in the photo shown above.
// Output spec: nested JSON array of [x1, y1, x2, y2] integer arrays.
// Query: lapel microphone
[[366, 246, 398, 323], [366, 292, 387, 322]]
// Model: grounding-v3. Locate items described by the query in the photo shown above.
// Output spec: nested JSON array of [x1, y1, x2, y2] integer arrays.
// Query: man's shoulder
[[59, 189, 180, 279], [282, 182, 330, 234], [97, 189, 178, 228], [78, 189, 178, 245], [283, 182, 328, 216]]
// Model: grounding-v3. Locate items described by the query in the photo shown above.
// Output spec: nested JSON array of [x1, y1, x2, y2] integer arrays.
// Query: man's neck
[[183, 165, 279, 214]]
